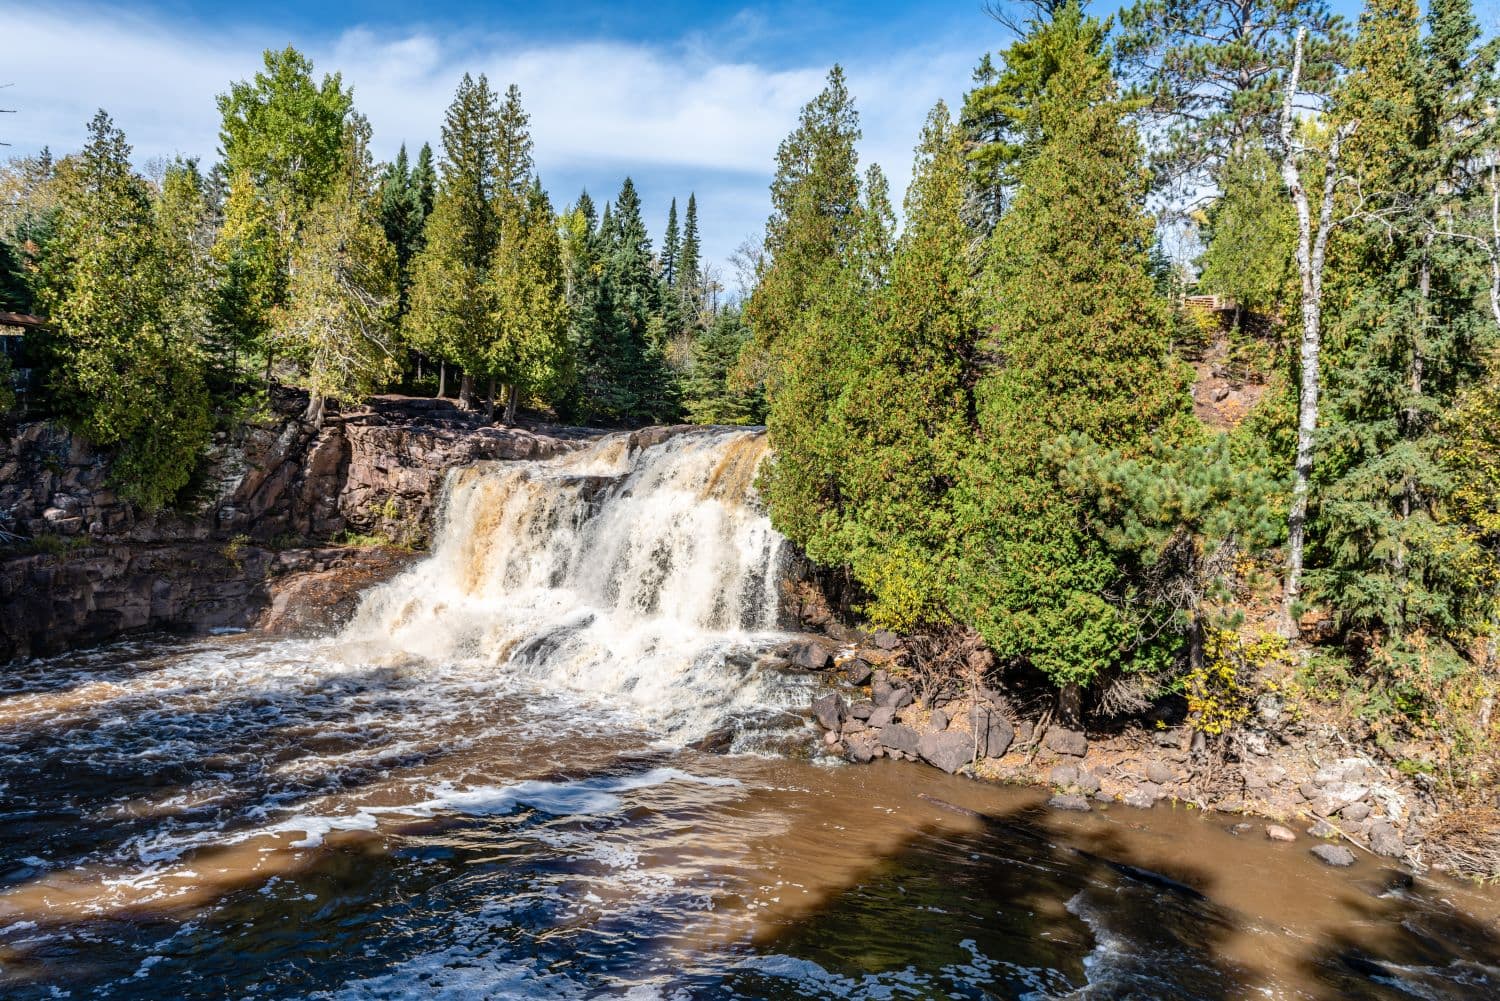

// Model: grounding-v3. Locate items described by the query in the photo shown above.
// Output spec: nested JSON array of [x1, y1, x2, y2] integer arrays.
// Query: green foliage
[[1197, 143, 1297, 317], [279, 115, 402, 409], [213, 47, 354, 369], [683, 305, 762, 425], [954, 3, 1192, 689], [37, 111, 213, 510]]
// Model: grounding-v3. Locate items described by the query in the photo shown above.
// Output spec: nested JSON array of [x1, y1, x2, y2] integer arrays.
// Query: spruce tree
[[661, 198, 680, 288], [487, 181, 569, 423], [677, 193, 702, 321], [405, 73, 503, 411], [412, 142, 437, 220]]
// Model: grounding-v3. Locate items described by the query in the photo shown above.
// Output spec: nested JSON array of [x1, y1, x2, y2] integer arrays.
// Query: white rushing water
[[338, 426, 799, 739]]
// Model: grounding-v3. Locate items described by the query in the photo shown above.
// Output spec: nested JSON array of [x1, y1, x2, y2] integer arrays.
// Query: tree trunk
[[1056, 682, 1082, 730], [1278, 28, 1355, 638], [504, 383, 520, 424], [303, 393, 326, 429], [485, 377, 497, 423], [263, 349, 274, 389], [459, 373, 476, 412], [437, 361, 447, 399]]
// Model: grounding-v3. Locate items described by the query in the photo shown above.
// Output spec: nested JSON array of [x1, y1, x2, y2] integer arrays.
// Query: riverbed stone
[[929, 709, 949, 732], [887, 687, 914, 711], [785, 640, 834, 671], [1266, 824, 1297, 842], [1311, 844, 1357, 867], [1369, 821, 1403, 858], [1048, 794, 1092, 812], [1045, 728, 1088, 757], [968, 706, 1015, 759], [872, 679, 894, 705], [1339, 801, 1371, 823], [1049, 764, 1079, 788], [843, 659, 873, 685], [1308, 820, 1338, 839], [849, 700, 875, 721], [880, 724, 920, 756], [844, 732, 878, 763], [1123, 787, 1157, 809], [1076, 770, 1102, 794], [918, 730, 973, 774], [872, 629, 901, 650], [812, 693, 847, 731], [866, 706, 896, 730], [1145, 761, 1176, 785]]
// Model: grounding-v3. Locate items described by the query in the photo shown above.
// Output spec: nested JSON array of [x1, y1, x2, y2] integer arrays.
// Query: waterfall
[[339, 427, 803, 738]]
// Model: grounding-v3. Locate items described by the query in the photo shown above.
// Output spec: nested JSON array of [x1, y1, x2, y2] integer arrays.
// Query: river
[[0, 428, 1495, 999]]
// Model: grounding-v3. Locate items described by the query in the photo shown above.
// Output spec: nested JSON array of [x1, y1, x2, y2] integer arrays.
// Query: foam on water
[[338, 427, 801, 739]]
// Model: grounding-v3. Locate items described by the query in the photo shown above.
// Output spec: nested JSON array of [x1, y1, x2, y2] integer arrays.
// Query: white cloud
[[2, 6, 978, 268]]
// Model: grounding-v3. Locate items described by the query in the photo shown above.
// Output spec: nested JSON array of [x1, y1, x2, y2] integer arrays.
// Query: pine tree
[[412, 142, 437, 221], [37, 111, 212, 509], [405, 73, 504, 411], [683, 305, 761, 424], [378, 143, 428, 313], [955, 4, 1191, 702], [280, 114, 401, 424]]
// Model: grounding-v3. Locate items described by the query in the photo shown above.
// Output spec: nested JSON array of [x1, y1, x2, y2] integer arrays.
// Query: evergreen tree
[[743, 66, 862, 387], [37, 111, 212, 509], [405, 73, 504, 411], [280, 114, 401, 424], [487, 181, 569, 423], [955, 3, 1191, 703], [1305, 0, 1498, 646], [378, 143, 429, 314], [677, 193, 702, 321], [412, 142, 437, 220], [683, 305, 761, 424], [1197, 141, 1298, 318], [661, 198, 680, 288], [828, 103, 978, 630]]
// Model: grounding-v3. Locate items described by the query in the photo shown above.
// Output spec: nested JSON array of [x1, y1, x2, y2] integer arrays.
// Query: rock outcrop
[[1, 391, 594, 661]]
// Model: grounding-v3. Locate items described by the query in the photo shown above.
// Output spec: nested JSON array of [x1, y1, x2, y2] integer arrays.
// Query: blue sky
[[5, 2, 1376, 279]]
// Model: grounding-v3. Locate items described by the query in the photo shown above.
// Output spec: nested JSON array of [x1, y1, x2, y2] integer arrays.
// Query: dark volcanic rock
[[968, 706, 1015, 759], [842, 658, 873, 685], [880, 724, 921, 756], [784, 639, 834, 671], [918, 730, 973, 774], [849, 700, 875, 721], [1048, 794, 1092, 813], [812, 693, 847, 731], [1310, 844, 1357, 868], [1044, 728, 1089, 757]]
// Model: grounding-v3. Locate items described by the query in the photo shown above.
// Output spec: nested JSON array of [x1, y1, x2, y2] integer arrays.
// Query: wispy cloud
[[3, 6, 980, 269]]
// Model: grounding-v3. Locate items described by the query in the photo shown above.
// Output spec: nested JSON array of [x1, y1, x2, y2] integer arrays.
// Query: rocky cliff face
[[0, 390, 593, 661]]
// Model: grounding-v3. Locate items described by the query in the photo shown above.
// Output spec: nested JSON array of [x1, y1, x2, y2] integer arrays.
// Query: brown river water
[[1, 428, 1496, 999]]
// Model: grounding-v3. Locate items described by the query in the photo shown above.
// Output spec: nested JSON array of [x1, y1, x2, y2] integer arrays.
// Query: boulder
[[785, 640, 834, 671], [918, 730, 974, 774], [843, 732, 878, 763], [880, 724, 921, 756], [886, 687, 914, 711], [1310, 844, 1356, 868], [1145, 761, 1176, 785], [843, 659, 873, 686], [1049, 764, 1079, 788], [872, 679, 894, 705], [968, 706, 1015, 759], [1075, 770, 1102, 794], [866, 706, 896, 730], [1339, 802, 1371, 823], [1044, 728, 1088, 757], [872, 629, 901, 650], [812, 693, 847, 731], [1368, 821, 1403, 858], [848, 700, 875, 721], [1266, 824, 1297, 843], [1048, 794, 1092, 813], [928, 709, 949, 732], [1307, 820, 1338, 839], [1123, 787, 1157, 809]]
